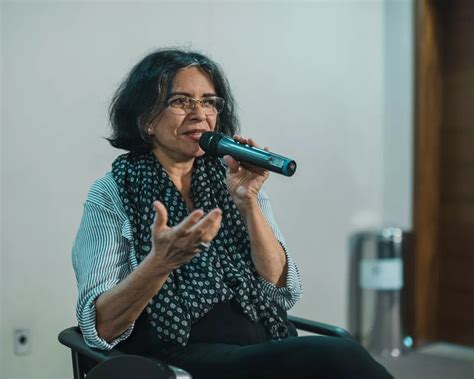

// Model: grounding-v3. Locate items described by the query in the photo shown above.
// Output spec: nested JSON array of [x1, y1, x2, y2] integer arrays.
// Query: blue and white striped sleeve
[[256, 189, 303, 310], [72, 178, 134, 350]]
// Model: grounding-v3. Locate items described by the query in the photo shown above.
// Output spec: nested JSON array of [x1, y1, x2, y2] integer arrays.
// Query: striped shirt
[[72, 172, 303, 350]]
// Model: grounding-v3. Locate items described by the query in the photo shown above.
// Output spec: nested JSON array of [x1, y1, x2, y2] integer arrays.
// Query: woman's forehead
[[171, 66, 216, 95]]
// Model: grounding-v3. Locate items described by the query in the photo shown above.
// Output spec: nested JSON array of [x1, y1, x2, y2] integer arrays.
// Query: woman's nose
[[189, 101, 207, 120]]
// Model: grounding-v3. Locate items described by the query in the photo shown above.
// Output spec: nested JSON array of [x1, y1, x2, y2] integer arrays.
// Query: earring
[[147, 127, 152, 134]]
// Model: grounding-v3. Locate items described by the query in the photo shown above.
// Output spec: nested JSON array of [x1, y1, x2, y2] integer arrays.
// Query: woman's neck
[[152, 147, 193, 196]]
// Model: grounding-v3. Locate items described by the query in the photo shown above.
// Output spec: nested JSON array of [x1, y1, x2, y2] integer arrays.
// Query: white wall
[[1, 1, 412, 378], [1, 4, 4, 379], [382, 0, 413, 229]]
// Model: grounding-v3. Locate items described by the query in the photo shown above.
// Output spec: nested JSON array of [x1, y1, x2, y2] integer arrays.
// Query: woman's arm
[[223, 135, 290, 287], [94, 252, 171, 342], [75, 194, 222, 346], [73, 199, 168, 347], [73, 199, 137, 350], [240, 201, 287, 286], [96, 201, 222, 342], [255, 191, 303, 309]]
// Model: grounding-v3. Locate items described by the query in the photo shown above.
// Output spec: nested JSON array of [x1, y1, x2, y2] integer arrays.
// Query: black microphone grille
[[199, 131, 222, 156]]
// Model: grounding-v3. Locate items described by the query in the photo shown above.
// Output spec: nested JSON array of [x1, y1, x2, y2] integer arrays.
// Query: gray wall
[[382, 0, 413, 229], [1, 3, 4, 377], [0, 1, 413, 378]]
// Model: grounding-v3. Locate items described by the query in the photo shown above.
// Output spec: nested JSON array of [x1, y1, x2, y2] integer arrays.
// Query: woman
[[73, 48, 392, 379]]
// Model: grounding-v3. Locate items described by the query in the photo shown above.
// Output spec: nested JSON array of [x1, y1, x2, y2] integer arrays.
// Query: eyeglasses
[[167, 95, 225, 115]]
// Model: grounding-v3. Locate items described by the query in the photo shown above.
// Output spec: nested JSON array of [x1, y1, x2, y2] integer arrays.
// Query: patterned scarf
[[112, 152, 289, 346]]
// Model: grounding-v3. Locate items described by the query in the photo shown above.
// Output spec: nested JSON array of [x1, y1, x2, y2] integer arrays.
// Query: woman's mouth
[[185, 131, 205, 142]]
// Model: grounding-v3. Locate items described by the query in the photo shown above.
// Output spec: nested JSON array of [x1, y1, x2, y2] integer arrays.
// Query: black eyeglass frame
[[166, 95, 225, 115]]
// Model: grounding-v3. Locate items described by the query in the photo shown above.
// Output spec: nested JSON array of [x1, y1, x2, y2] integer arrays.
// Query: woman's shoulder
[[86, 173, 124, 214]]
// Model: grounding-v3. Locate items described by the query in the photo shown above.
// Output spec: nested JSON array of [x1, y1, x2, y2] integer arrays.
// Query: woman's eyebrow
[[170, 91, 217, 97]]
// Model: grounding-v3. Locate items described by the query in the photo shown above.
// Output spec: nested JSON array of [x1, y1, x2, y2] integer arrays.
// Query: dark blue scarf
[[112, 152, 288, 346]]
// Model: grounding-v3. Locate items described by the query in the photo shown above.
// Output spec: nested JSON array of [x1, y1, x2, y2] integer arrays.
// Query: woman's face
[[148, 66, 218, 164]]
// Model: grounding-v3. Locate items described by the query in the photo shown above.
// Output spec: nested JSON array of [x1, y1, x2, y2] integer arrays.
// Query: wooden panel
[[439, 203, 474, 258], [413, 0, 443, 345], [436, 0, 474, 345], [438, 255, 474, 292], [438, 327, 474, 346], [440, 234, 474, 261], [442, 89, 474, 128], [441, 1, 474, 127], [440, 166, 474, 202], [437, 289, 474, 345], [438, 324, 474, 346], [438, 289, 474, 324], [441, 203, 474, 226], [440, 129, 474, 166], [443, 71, 474, 97], [441, 0, 474, 75], [438, 323, 474, 346], [415, 0, 474, 346]]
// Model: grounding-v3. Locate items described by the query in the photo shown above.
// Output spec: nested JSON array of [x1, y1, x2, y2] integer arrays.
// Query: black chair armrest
[[58, 327, 124, 362], [58, 327, 191, 379], [288, 315, 353, 339]]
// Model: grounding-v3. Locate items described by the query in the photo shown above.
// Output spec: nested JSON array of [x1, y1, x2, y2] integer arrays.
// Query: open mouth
[[185, 130, 206, 142]]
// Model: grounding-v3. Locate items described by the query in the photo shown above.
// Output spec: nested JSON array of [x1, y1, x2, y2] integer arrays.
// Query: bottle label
[[359, 258, 403, 290]]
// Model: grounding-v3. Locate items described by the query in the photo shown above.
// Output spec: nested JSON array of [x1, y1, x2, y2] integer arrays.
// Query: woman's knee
[[330, 338, 393, 378], [291, 336, 393, 379]]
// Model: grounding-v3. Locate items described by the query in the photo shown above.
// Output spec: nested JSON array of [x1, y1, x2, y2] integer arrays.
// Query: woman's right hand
[[149, 201, 222, 274]]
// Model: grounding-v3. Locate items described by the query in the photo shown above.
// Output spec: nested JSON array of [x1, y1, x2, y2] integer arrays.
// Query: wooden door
[[414, 0, 474, 346]]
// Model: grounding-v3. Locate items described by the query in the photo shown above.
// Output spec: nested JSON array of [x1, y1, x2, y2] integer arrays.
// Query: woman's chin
[[194, 148, 206, 158]]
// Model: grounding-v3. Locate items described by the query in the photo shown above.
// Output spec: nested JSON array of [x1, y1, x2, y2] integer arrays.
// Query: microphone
[[199, 132, 297, 177]]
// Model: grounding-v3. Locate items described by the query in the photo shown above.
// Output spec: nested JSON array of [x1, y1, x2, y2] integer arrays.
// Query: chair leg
[[71, 351, 84, 379]]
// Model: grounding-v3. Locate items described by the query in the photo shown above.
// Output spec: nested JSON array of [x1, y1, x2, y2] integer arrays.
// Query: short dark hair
[[108, 48, 239, 153]]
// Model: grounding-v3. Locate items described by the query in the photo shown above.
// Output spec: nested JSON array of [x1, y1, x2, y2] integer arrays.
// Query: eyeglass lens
[[168, 96, 224, 115]]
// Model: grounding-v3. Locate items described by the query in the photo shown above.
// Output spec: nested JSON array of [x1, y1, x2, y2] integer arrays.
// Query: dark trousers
[[152, 335, 394, 379]]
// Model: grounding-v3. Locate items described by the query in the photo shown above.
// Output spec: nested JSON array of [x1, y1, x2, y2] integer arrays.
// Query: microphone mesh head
[[199, 132, 222, 155]]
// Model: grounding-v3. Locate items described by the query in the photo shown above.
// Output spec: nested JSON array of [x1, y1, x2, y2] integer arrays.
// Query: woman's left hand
[[223, 135, 270, 213]]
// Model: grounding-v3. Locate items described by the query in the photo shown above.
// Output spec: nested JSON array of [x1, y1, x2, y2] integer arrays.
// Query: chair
[[58, 315, 353, 379]]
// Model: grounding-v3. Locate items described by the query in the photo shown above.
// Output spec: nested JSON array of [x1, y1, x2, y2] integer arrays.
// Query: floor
[[374, 343, 474, 379]]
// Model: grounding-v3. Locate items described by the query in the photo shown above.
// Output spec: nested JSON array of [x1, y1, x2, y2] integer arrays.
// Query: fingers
[[227, 135, 264, 173], [173, 207, 222, 240], [153, 200, 221, 243], [150, 202, 222, 272], [152, 201, 169, 231], [174, 209, 205, 236], [232, 134, 269, 173], [224, 155, 268, 177], [248, 138, 258, 148], [188, 208, 222, 242], [225, 154, 268, 176], [233, 134, 260, 148], [223, 155, 240, 173], [167, 208, 222, 257]]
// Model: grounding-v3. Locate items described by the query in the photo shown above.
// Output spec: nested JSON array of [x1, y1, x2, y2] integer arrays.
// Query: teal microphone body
[[199, 132, 297, 177]]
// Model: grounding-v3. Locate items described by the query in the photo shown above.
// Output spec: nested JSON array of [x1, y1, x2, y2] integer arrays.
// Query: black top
[[118, 299, 297, 355]]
